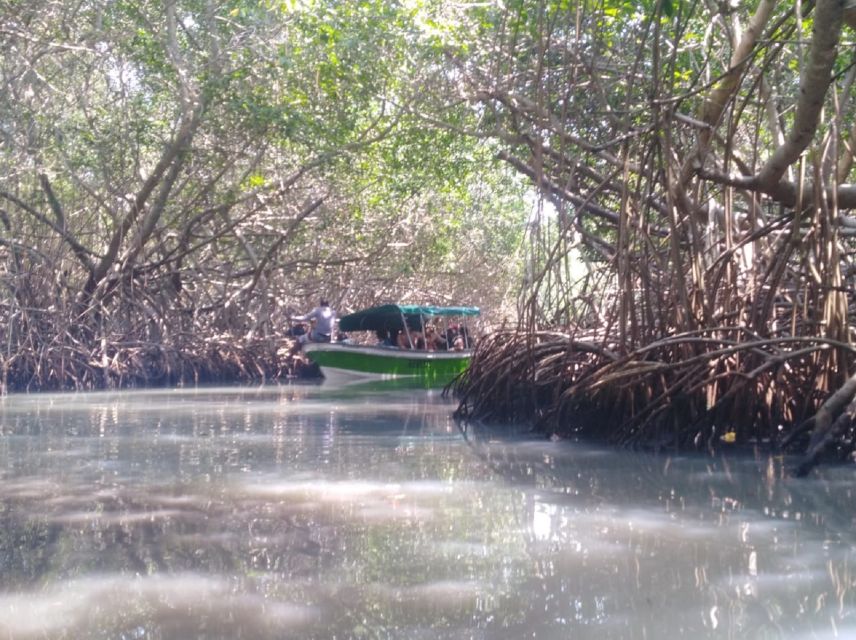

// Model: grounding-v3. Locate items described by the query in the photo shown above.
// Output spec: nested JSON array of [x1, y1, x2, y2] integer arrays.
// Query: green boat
[[303, 304, 479, 385]]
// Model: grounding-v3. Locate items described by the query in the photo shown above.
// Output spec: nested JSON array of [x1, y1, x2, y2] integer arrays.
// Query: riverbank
[[450, 329, 856, 476], [0, 334, 321, 393]]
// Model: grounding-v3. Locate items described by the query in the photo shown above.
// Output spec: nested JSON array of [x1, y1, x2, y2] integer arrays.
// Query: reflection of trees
[[0, 508, 63, 586], [457, 424, 856, 636], [0, 389, 343, 586], [3, 388, 853, 637], [0, 388, 519, 636]]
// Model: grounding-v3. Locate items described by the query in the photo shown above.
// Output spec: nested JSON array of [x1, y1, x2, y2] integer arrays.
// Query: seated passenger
[[424, 325, 447, 351], [457, 325, 472, 349], [376, 329, 395, 347], [395, 330, 412, 349], [445, 323, 459, 347], [413, 331, 426, 350]]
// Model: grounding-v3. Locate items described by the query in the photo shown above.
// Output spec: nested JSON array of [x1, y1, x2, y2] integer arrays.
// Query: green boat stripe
[[303, 344, 470, 384], [304, 344, 470, 360]]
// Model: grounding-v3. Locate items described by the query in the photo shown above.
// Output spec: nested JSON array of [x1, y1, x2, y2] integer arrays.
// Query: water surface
[[0, 384, 854, 639]]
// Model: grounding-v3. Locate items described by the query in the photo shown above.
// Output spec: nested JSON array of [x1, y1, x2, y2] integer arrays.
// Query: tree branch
[[755, 0, 844, 191]]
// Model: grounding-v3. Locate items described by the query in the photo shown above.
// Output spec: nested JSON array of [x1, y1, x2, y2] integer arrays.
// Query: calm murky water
[[0, 384, 854, 639]]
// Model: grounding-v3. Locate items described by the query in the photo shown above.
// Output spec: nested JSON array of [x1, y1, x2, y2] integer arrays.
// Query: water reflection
[[0, 385, 854, 638], [457, 433, 856, 639]]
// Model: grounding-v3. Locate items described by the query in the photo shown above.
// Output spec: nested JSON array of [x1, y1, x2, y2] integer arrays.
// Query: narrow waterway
[[0, 384, 853, 639]]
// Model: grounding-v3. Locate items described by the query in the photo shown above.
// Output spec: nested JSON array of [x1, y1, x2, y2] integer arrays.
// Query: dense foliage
[[4, 0, 856, 467], [0, 0, 527, 389], [444, 0, 856, 467]]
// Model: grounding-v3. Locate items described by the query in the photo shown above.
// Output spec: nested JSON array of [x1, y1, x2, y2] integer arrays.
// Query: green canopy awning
[[338, 304, 480, 333]]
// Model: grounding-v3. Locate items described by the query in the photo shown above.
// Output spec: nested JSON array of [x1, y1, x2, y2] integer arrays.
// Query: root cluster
[[0, 331, 318, 393], [451, 329, 856, 473]]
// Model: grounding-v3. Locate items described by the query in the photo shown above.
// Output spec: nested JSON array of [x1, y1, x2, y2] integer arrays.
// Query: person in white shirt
[[291, 298, 336, 343]]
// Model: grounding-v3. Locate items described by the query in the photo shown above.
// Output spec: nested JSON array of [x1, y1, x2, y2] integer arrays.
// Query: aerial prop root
[[450, 330, 618, 423], [452, 330, 856, 463], [791, 371, 856, 477]]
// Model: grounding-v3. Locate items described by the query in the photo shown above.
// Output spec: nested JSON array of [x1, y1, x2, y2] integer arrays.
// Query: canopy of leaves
[[0, 0, 528, 383]]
